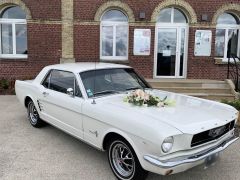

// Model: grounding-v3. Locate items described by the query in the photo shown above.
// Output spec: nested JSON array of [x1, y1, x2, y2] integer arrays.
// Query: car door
[[38, 69, 84, 139]]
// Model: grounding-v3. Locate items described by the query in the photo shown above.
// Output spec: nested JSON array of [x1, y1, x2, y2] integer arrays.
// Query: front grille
[[191, 120, 235, 147]]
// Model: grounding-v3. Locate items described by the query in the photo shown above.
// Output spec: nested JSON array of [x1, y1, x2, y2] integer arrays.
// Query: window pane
[[157, 8, 172, 23], [1, 6, 26, 19], [180, 29, 185, 76], [217, 13, 238, 25], [50, 70, 75, 94], [42, 72, 51, 88], [174, 9, 187, 23], [157, 28, 177, 76], [227, 29, 239, 58], [75, 79, 82, 97], [215, 29, 225, 57], [102, 26, 113, 56], [101, 10, 128, 22], [1, 24, 13, 54], [16, 24, 27, 54], [116, 26, 128, 56]]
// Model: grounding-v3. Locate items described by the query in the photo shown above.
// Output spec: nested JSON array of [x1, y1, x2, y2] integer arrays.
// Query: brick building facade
[[0, 0, 239, 80]]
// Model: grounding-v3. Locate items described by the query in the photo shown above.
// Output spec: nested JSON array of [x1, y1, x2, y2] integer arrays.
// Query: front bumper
[[144, 133, 239, 169]]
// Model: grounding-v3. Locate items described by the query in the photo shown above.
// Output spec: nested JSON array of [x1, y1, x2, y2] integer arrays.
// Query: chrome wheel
[[111, 141, 135, 178], [28, 102, 38, 124]]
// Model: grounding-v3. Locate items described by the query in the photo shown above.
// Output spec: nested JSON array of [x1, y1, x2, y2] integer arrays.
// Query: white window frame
[[100, 20, 129, 61], [158, 7, 188, 24], [0, 18, 27, 59], [216, 24, 240, 62]]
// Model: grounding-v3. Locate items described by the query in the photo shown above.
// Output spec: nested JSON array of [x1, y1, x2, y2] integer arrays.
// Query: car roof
[[45, 62, 131, 73]]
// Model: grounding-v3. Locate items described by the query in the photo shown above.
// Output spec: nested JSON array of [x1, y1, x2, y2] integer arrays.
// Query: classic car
[[15, 63, 239, 180]]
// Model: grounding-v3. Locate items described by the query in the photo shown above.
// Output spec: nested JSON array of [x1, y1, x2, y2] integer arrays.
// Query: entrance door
[[155, 26, 188, 78]]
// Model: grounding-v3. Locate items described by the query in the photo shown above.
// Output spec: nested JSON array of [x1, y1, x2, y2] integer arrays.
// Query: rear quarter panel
[[15, 80, 39, 109]]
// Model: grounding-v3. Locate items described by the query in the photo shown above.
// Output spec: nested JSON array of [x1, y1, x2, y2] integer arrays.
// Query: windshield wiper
[[126, 87, 143, 91], [93, 90, 120, 96]]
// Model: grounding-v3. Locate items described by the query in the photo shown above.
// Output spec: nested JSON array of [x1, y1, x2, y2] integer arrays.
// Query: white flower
[[157, 102, 164, 107]]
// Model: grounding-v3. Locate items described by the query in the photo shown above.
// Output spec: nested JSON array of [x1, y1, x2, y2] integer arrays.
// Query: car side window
[[74, 79, 82, 98], [42, 72, 51, 88], [42, 70, 82, 97]]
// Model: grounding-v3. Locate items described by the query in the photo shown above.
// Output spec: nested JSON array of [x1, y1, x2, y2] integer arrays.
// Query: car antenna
[[92, 60, 97, 104]]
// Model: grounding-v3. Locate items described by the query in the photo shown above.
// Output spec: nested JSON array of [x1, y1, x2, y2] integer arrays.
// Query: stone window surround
[[0, 1, 29, 59], [213, 3, 240, 64]]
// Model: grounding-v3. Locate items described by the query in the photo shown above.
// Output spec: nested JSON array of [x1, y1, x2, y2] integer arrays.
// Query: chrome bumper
[[144, 134, 239, 169]]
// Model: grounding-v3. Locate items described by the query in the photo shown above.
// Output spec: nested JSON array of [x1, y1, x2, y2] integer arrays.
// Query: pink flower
[[133, 89, 145, 99]]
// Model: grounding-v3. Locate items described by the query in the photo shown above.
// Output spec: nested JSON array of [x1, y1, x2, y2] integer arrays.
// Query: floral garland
[[123, 89, 175, 107]]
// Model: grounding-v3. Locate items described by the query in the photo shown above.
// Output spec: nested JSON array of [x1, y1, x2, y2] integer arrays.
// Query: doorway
[[154, 7, 189, 78]]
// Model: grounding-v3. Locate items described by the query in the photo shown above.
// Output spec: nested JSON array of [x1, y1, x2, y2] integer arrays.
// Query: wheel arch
[[24, 95, 35, 108], [24, 96, 32, 108], [102, 129, 142, 162]]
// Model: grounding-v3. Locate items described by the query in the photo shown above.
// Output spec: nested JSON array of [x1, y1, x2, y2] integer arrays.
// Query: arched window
[[100, 9, 128, 61], [0, 6, 27, 59], [215, 13, 240, 59], [157, 7, 187, 23]]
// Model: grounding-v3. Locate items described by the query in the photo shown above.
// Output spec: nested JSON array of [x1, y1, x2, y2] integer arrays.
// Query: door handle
[[42, 92, 49, 97]]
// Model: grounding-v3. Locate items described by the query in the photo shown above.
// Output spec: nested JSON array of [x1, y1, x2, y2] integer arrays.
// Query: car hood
[[91, 89, 238, 135]]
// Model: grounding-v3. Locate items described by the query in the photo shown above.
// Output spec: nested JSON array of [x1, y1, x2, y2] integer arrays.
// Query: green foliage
[[221, 99, 240, 111], [11, 88, 16, 95], [146, 95, 159, 106], [0, 79, 9, 90]]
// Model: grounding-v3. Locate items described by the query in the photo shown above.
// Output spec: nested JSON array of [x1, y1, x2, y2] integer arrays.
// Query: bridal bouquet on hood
[[123, 89, 175, 107]]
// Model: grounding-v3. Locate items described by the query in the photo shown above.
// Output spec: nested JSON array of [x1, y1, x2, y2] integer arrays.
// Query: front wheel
[[27, 100, 45, 128], [107, 139, 148, 180]]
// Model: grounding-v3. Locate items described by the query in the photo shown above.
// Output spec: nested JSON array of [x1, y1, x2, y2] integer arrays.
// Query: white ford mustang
[[15, 63, 239, 180]]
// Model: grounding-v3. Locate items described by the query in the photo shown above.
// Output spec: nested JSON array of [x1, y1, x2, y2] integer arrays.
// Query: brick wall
[[0, 0, 240, 81], [74, 0, 240, 22], [23, 0, 61, 20], [74, 25, 100, 61], [73, 0, 240, 80], [187, 27, 229, 80], [0, 24, 61, 79]]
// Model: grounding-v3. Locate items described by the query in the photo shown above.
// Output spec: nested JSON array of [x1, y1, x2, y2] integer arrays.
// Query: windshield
[[80, 68, 150, 97]]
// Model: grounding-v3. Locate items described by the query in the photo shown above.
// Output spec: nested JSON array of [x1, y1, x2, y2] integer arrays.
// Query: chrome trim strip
[[144, 135, 239, 169]]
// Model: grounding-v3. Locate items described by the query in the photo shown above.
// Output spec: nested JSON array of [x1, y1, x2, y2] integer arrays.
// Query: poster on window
[[134, 29, 151, 56], [194, 30, 212, 56]]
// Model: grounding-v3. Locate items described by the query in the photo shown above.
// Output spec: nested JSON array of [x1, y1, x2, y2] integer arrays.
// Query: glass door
[[155, 26, 187, 78]]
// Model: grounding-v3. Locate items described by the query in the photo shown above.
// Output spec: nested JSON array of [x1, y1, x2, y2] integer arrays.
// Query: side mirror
[[67, 88, 74, 97]]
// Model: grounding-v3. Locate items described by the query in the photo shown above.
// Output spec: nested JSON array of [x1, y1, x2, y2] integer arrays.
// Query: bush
[[221, 99, 240, 111], [0, 79, 9, 90]]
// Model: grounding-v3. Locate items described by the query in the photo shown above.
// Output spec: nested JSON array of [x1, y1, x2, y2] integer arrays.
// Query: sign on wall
[[134, 29, 151, 56], [194, 30, 212, 56]]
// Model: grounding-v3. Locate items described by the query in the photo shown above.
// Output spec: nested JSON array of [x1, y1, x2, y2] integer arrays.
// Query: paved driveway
[[0, 96, 240, 180]]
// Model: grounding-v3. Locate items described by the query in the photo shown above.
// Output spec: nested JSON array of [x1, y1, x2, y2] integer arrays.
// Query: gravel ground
[[0, 96, 239, 180]]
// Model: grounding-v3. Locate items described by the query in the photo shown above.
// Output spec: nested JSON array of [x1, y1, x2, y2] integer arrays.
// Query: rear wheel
[[107, 138, 148, 180], [27, 100, 45, 128]]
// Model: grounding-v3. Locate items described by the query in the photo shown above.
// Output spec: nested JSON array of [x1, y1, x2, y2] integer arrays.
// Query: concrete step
[[148, 81, 228, 88], [183, 93, 235, 101], [146, 79, 236, 101], [156, 87, 231, 94]]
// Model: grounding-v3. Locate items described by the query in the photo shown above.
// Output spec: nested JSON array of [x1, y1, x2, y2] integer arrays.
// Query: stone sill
[[0, 58, 28, 62], [215, 58, 228, 65], [100, 60, 130, 64], [215, 58, 240, 65]]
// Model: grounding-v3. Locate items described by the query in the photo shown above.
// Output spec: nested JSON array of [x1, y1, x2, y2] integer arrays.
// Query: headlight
[[161, 136, 174, 153]]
